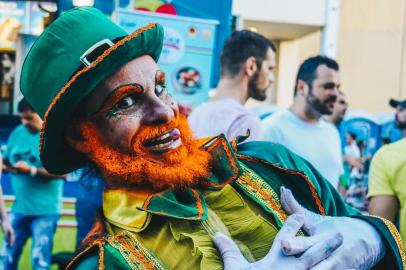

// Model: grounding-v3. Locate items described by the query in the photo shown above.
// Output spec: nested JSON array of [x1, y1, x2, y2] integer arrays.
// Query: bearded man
[[188, 30, 275, 142], [325, 90, 348, 128], [262, 56, 344, 189], [20, 8, 404, 270]]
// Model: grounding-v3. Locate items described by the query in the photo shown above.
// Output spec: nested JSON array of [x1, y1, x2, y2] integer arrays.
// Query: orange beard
[[75, 115, 211, 191]]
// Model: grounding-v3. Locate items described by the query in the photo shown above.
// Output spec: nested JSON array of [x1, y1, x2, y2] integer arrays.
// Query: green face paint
[[106, 107, 120, 120]]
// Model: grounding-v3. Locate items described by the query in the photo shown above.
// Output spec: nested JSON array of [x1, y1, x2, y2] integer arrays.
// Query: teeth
[[144, 129, 182, 153], [152, 140, 172, 149], [151, 132, 170, 143], [150, 138, 182, 151], [160, 133, 170, 140]]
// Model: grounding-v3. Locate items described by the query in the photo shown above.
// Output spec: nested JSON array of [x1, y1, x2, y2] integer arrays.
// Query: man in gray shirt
[[262, 56, 343, 188], [189, 30, 276, 141]]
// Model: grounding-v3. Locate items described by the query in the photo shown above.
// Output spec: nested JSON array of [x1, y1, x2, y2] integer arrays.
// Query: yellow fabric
[[107, 185, 279, 270], [368, 138, 406, 242], [103, 189, 151, 232]]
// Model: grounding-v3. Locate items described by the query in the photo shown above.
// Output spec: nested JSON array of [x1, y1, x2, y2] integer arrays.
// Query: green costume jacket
[[67, 135, 405, 270]]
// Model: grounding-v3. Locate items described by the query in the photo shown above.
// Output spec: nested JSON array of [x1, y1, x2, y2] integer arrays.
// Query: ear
[[65, 121, 87, 153], [244, 57, 258, 77], [296, 80, 309, 96]]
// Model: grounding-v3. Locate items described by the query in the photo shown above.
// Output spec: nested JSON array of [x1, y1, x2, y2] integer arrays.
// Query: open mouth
[[143, 128, 182, 154]]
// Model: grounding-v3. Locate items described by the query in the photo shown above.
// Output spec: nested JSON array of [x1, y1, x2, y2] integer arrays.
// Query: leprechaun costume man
[[20, 7, 405, 270]]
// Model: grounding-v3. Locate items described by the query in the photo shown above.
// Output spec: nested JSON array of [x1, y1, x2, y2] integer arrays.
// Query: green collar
[[103, 135, 242, 232]]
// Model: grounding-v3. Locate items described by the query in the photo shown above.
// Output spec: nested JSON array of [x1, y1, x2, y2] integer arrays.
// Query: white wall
[[232, 0, 326, 26]]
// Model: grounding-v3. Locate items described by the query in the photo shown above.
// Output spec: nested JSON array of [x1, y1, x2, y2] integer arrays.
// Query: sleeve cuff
[[367, 192, 396, 198], [352, 214, 405, 270]]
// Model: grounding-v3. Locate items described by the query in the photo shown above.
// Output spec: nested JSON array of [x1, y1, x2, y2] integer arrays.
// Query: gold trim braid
[[369, 215, 406, 269], [236, 163, 288, 226], [236, 162, 304, 236], [108, 231, 167, 270]]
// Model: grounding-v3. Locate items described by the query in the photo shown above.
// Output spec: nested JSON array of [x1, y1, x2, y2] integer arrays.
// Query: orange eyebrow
[[97, 83, 144, 114], [155, 70, 166, 85]]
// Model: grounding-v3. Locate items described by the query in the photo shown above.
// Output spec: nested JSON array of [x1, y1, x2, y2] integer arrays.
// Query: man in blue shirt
[[2, 99, 64, 270]]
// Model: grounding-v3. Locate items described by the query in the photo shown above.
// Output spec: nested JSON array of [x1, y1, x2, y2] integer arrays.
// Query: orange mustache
[[76, 115, 211, 191], [132, 115, 184, 160]]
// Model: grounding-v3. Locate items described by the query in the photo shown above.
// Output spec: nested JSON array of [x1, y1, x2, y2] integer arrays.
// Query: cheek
[[96, 115, 142, 150], [400, 112, 406, 121], [312, 88, 324, 99], [162, 91, 173, 103], [259, 70, 271, 86]]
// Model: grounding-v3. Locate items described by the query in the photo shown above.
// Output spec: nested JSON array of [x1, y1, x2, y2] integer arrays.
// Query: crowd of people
[[0, 6, 405, 270]]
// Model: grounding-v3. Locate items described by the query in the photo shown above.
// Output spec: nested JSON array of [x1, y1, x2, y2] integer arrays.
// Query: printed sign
[[160, 27, 185, 64], [173, 66, 201, 95]]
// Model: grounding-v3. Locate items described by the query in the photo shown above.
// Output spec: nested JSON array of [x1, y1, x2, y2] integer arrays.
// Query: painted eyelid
[[109, 94, 140, 110], [99, 87, 143, 113], [104, 95, 141, 118]]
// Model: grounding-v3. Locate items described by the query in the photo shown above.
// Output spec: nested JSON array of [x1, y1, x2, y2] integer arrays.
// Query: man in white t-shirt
[[262, 56, 343, 188], [189, 30, 276, 141]]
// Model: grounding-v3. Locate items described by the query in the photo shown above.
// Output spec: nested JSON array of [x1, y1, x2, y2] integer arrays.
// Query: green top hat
[[20, 7, 164, 174]]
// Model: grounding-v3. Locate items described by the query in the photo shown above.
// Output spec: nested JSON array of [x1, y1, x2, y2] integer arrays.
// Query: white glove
[[280, 187, 385, 270], [214, 213, 343, 270]]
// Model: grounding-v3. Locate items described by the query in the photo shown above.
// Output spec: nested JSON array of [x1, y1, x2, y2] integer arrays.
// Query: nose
[[142, 96, 175, 126], [268, 72, 275, 85], [328, 87, 339, 99]]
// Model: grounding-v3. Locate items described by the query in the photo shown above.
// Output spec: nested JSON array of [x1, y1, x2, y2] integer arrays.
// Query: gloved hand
[[280, 187, 385, 270], [214, 213, 343, 270]]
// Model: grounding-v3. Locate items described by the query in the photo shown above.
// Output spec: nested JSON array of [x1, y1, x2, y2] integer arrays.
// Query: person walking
[[2, 99, 64, 270]]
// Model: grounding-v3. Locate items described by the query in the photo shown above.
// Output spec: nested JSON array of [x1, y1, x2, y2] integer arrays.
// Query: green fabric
[[4, 125, 63, 215], [236, 141, 358, 216], [69, 137, 404, 270], [143, 189, 208, 221], [20, 7, 164, 174], [339, 173, 349, 189], [139, 135, 242, 221], [233, 162, 285, 228], [75, 255, 99, 270], [104, 244, 134, 270], [237, 141, 404, 270], [205, 138, 242, 188], [110, 184, 278, 270], [72, 185, 279, 270]]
